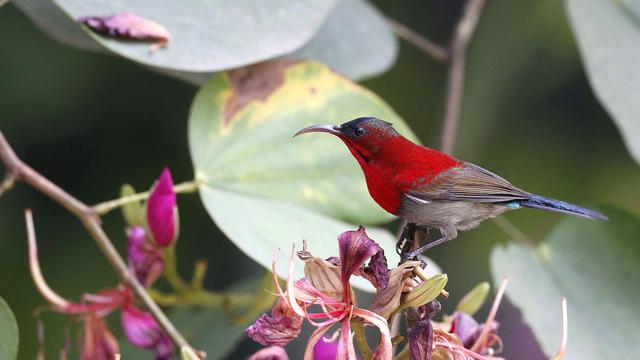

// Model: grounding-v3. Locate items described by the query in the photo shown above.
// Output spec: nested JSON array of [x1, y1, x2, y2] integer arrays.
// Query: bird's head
[[294, 117, 399, 164]]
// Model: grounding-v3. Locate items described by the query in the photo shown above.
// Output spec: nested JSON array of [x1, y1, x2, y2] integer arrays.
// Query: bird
[[294, 117, 607, 259]]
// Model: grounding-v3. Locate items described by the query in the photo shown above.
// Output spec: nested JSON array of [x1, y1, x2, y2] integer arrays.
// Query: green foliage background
[[1, 0, 639, 359]]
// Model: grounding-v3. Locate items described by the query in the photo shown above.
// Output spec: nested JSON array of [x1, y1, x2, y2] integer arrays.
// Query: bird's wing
[[397, 162, 531, 203]]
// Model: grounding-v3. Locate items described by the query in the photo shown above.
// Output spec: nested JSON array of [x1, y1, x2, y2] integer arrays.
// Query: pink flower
[[146, 168, 179, 247], [122, 304, 174, 360], [246, 226, 392, 360], [127, 226, 164, 287]]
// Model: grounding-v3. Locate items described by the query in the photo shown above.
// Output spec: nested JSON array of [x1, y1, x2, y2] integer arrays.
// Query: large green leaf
[[566, 0, 640, 165], [0, 297, 18, 360], [14, 0, 397, 83], [14, 0, 340, 72], [491, 207, 640, 359], [189, 60, 424, 288]]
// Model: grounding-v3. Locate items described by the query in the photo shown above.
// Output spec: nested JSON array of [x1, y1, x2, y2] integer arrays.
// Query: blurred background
[[1, 0, 638, 359]]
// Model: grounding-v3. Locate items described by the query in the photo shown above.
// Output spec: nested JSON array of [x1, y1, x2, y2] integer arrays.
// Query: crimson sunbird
[[295, 117, 606, 258]]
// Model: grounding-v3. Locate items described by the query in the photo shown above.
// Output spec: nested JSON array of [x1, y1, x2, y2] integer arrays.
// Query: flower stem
[[352, 318, 372, 360], [148, 288, 254, 308], [163, 245, 190, 294], [92, 180, 198, 216]]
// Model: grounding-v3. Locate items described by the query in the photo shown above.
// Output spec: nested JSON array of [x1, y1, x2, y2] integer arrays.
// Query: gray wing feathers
[[406, 162, 531, 203]]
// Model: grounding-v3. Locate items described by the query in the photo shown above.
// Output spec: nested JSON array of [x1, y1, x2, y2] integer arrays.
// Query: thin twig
[[388, 18, 448, 62], [25, 210, 70, 310], [440, 0, 487, 154], [0, 130, 197, 356]]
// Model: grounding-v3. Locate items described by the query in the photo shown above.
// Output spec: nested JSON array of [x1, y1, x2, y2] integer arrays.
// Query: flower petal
[[249, 346, 289, 360], [81, 315, 119, 360], [369, 261, 421, 319], [127, 226, 164, 286], [146, 168, 178, 247], [121, 305, 174, 359], [361, 248, 390, 290], [337, 318, 357, 360], [302, 257, 342, 300], [409, 319, 433, 360], [352, 308, 392, 360], [303, 325, 333, 360], [245, 298, 303, 346], [338, 226, 380, 301]]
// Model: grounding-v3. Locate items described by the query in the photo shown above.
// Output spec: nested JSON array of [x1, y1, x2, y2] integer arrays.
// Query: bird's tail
[[519, 194, 608, 220]]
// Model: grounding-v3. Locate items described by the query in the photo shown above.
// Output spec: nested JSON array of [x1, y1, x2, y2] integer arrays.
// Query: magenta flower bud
[[313, 336, 339, 360], [122, 304, 174, 360], [146, 168, 178, 247], [127, 226, 164, 287]]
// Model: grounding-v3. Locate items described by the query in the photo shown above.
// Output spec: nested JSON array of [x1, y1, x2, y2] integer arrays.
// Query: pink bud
[[127, 226, 164, 287], [313, 336, 339, 360], [122, 305, 173, 359], [146, 168, 178, 247]]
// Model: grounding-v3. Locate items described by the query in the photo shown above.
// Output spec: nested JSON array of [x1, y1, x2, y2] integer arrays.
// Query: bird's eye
[[353, 127, 366, 137]]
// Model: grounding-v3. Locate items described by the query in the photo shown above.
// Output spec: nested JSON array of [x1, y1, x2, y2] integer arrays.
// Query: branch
[[0, 130, 198, 356], [388, 18, 448, 62], [440, 0, 487, 154]]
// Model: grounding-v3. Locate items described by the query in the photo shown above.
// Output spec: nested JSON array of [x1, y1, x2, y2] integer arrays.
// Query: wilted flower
[[127, 226, 164, 286], [247, 226, 393, 360], [245, 297, 303, 346], [122, 304, 174, 360], [146, 168, 179, 247]]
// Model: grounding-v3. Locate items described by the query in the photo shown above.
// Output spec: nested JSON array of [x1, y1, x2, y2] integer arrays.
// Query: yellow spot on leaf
[[301, 186, 328, 203]]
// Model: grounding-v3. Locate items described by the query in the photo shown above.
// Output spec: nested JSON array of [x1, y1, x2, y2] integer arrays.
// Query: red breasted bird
[[295, 117, 606, 258]]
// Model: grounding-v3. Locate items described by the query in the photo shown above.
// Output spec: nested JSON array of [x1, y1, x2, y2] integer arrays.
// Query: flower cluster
[[28, 168, 179, 359], [245, 226, 510, 360]]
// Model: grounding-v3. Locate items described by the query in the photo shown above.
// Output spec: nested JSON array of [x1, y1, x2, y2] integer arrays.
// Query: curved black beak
[[293, 124, 342, 137]]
